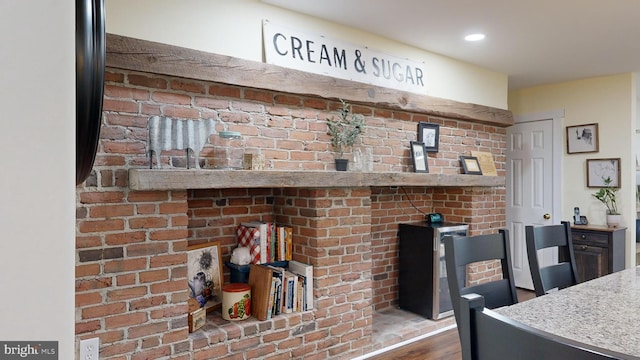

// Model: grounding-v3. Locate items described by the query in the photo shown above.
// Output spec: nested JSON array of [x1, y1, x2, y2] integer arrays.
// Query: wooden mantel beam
[[106, 34, 513, 127]]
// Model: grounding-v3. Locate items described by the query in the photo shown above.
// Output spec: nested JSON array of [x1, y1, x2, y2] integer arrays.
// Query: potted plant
[[592, 176, 621, 227], [327, 99, 365, 171]]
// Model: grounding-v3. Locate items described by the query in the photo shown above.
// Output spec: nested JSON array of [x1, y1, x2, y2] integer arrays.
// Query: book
[[269, 223, 276, 262], [296, 274, 305, 312], [247, 264, 273, 321], [288, 260, 313, 310], [282, 271, 298, 313], [284, 226, 293, 261], [270, 275, 282, 317], [277, 225, 286, 261], [265, 264, 286, 315], [266, 276, 276, 320]]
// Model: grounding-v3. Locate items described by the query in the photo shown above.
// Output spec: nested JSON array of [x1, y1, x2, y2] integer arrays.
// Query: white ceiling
[[263, 0, 640, 90]]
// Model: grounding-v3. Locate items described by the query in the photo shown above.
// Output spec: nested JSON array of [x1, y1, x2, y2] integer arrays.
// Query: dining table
[[497, 266, 640, 357]]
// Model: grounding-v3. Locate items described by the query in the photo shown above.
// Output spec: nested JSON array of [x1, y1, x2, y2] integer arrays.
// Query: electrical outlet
[[80, 337, 99, 360]]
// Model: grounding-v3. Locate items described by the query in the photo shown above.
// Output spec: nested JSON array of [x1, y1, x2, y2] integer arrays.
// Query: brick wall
[[75, 67, 506, 359]]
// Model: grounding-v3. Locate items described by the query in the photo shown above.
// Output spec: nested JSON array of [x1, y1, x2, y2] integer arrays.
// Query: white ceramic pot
[[606, 214, 622, 228]]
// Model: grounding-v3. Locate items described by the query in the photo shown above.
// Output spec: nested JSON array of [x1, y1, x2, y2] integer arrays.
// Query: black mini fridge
[[397, 221, 468, 319]]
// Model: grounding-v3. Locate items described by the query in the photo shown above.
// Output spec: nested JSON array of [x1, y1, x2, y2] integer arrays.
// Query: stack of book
[[248, 260, 313, 321], [236, 222, 293, 264]]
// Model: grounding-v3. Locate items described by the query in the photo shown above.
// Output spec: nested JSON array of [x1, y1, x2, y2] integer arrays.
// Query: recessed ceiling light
[[465, 33, 485, 42]]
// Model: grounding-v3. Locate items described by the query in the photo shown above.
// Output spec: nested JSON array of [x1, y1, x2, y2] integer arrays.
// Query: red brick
[[150, 279, 185, 294], [80, 191, 125, 204], [152, 92, 192, 105], [139, 269, 169, 283], [171, 79, 206, 94], [105, 231, 146, 246], [128, 74, 167, 89], [104, 258, 147, 273], [208, 84, 241, 98], [128, 321, 169, 339], [149, 229, 188, 241], [75, 292, 103, 307], [76, 263, 101, 277], [128, 191, 169, 202], [82, 302, 127, 319], [107, 286, 148, 301], [90, 204, 134, 218], [129, 216, 168, 229], [130, 295, 168, 310], [75, 320, 101, 335], [78, 219, 125, 233]]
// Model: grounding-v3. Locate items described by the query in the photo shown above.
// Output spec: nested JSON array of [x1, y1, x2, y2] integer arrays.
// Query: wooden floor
[[367, 289, 536, 360], [368, 328, 461, 360]]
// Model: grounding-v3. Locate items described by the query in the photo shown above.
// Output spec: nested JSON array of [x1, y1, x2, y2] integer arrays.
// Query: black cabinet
[[570, 225, 626, 282]]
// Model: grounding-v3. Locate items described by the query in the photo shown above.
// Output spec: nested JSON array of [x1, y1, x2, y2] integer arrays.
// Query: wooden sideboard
[[570, 225, 626, 282]]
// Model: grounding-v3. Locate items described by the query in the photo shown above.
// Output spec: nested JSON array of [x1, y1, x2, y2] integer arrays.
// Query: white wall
[[0, 0, 75, 357], [509, 73, 636, 266], [105, 0, 508, 109]]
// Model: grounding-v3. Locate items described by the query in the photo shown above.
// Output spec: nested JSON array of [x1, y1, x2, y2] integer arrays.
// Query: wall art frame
[[460, 156, 483, 175], [187, 241, 223, 313], [417, 122, 440, 152], [410, 141, 429, 173], [586, 158, 620, 188], [567, 123, 599, 154]]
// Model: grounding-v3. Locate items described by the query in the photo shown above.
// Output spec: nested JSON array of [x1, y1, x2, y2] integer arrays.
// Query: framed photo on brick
[[417, 122, 439, 152], [410, 141, 429, 173], [460, 156, 482, 175], [187, 241, 223, 313]]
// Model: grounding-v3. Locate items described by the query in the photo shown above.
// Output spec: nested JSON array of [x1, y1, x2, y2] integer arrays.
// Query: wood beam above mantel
[[129, 169, 505, 190], [106, 34, 513, 127]]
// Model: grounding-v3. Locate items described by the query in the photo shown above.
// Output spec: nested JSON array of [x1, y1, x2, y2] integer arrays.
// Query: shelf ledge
[[129, 169, 505, 190]]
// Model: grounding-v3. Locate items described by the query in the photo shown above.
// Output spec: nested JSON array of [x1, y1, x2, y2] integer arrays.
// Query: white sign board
[[263, 20, 428, 95]]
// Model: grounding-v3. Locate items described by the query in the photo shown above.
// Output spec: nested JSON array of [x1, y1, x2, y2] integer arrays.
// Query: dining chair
[[459, 293, 634, 360], [444, 230, 518, 327], [525, 221, 579, 297]]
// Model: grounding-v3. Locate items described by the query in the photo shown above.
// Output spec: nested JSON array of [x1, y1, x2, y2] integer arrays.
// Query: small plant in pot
[[327, 99, 365, 171], [592, 176, 621, 227]]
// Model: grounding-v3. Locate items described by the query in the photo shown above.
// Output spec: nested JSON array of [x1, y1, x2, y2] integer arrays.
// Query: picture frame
[[460, 156, 483, 175], [586, 158, 620, 188], [187, 241, 223, 313], [417, 122, 439, 152], [410, 141, 429, 173], [566, 123, 599, 154]]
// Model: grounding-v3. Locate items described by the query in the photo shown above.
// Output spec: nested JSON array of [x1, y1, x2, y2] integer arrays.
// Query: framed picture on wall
[[417, 122, 439, 152], [187, 241, 223, 313], [567, 123, 599, 154], [587, 158, 620, 188], [410, 141, 429, 173], [460, 156, 483, 175]]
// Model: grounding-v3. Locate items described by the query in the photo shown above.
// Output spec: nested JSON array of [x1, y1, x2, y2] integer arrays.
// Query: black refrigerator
[[397, 221, 469, 319]]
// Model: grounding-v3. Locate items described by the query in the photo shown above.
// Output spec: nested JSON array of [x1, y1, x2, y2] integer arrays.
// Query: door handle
[[543, 213, 551, 220]]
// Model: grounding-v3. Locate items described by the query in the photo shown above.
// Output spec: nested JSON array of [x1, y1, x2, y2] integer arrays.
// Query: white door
[[506, 114, 562, 289]]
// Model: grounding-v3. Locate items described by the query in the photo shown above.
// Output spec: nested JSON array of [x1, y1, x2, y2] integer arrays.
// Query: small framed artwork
[[417, 122, 439, 152], [587, 158, 620, 188], [187, 241, 223, 313], [410, 141, 429, 173], [460, 156, 482, 175], [567, 123, 599, 154]]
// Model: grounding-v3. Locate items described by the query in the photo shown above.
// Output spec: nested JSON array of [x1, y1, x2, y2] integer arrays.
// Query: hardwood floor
[[367, 328, 461, 360], [367, 288, 536, 360]]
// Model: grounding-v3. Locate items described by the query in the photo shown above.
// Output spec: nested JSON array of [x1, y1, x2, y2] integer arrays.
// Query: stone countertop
[[497, 267, 640, 357]]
